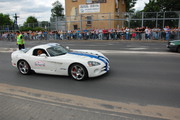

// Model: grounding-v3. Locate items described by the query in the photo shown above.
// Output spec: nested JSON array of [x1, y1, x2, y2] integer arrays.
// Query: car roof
[[32, 43, 60, 49]]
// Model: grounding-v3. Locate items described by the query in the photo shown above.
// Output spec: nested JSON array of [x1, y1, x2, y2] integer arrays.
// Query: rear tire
[[69, 64, 88, 81], [18, 60, 31, 75]]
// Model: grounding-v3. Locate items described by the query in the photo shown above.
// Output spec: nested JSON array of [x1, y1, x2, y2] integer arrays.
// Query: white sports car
[[11, 43, 110, 80]]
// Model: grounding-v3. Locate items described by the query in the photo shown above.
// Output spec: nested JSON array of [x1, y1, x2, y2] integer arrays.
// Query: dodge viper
[[11, 43, 110, 80]]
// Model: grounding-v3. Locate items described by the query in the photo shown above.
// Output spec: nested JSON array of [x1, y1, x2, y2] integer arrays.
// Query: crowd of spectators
[[0, 26, 179, 41]]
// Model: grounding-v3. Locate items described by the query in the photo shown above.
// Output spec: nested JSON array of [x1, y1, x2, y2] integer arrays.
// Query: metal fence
[[1, 29, 180, 41], [0, 11, 180, 32], [62, 11, 180, 30]]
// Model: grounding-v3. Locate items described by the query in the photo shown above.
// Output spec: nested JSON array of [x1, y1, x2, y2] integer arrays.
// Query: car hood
[[73, 50, 104, 56], [53, 50, 109, 64], [169, 40, 180, 42], [66, 50, 104, 60]]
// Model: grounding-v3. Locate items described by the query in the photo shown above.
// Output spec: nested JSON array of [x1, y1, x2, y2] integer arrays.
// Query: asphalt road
[[0, 39, 168, 51], [1, 51, 180, 106], [0, 40, 180, 120]]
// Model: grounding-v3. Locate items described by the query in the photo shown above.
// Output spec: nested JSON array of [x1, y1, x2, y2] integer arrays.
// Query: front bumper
[[167, 45, 178, 51], [87, 64, 110, 78]]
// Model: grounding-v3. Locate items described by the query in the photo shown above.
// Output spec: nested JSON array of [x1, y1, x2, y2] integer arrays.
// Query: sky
[[0, 0, 149, 25]]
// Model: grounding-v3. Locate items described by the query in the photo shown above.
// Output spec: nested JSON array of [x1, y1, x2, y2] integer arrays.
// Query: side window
[[33, 49, 48, 56], [33, 49, 38, 56]]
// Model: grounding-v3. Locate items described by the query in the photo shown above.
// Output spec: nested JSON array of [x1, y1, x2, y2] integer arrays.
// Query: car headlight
[[88, 61, 101, 67], [170, 42, 175, 45]]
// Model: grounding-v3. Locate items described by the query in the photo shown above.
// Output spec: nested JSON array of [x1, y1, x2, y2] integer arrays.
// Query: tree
[[142, 0, 159, 12], [126, 0, 138, 12], [25, 16, 38, 24], [23, 16, 38, 28], [20, 16, 40, 31], [143, 0, 180, 12], [40, 21, 50, 28], [51, 0, 64, 17], [0, 13, 13, 26], [21, 16, 50, 31], [129, 11, 142, 28], [142, 0, 180, 27]]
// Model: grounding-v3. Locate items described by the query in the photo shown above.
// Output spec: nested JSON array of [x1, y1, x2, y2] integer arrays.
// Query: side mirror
[[66, 46, 70, 50], [39, 53, 47, 58]]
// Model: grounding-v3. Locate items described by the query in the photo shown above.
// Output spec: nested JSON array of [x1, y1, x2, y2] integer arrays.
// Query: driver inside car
[[37, 50, 43, 56]]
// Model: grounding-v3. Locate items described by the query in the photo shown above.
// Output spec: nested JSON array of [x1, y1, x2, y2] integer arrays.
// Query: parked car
[[167, 40, 180, 53], [11, 43, 110, 81]]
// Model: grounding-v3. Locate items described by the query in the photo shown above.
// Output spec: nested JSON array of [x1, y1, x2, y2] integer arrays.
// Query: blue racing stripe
[[68, 52, 109, 71]]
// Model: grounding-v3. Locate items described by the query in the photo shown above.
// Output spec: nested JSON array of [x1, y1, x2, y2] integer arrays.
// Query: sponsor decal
[[35, 61, 45, 67]]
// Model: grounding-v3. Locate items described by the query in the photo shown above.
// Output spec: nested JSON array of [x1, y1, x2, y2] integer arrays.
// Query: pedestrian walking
[[16, 31, 25, 50], [164, 26, 171, 40]]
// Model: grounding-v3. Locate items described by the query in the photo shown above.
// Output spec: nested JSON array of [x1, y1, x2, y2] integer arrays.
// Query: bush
[[20, 26, 45, 31]]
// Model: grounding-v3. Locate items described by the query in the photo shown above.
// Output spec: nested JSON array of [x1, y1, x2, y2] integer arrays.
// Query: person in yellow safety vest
[[16, 31, 25, 50]]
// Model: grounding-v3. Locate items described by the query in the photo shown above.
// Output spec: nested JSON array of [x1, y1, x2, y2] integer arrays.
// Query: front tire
[[69, 64, 88, 81], [18, 60, 31, 75], [177, 46, 180, 53]]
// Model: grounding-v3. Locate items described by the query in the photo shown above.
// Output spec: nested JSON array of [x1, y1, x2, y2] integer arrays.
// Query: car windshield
[[21, 48, 30, 53], [46, 45, 71, 57]]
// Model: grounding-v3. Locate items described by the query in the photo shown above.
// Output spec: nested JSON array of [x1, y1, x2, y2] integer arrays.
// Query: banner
[[79, 4, 100, 14]]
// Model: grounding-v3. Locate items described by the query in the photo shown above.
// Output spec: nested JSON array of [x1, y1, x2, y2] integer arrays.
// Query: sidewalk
[[0, 39, 168, 53], [2, 92, 163, 120], [0, 39, 167, 48], [1, 93, 130, 120], [0, 83, 173, 120]]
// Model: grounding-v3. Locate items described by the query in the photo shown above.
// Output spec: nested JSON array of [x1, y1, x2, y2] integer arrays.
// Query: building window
[[86, 0, 92, 3], [75, 8, 78, 16], [122, 0, 125, 4], [87, 0, 106, 4], [92, 0, 106, 3], [74, 25, 78, 30], [87, 16, 92, 25], [72, 0, 77, 2]]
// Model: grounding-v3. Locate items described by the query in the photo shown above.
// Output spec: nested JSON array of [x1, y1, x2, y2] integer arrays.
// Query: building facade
[[65, 0, 126, 30]]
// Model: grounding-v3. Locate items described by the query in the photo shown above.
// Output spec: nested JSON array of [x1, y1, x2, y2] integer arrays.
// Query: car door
[[30, 48, 57, 74]]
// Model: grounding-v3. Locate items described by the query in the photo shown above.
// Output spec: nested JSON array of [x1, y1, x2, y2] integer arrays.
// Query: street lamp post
[[141, 12, 144, 27], [176, 11, 180, 27]]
